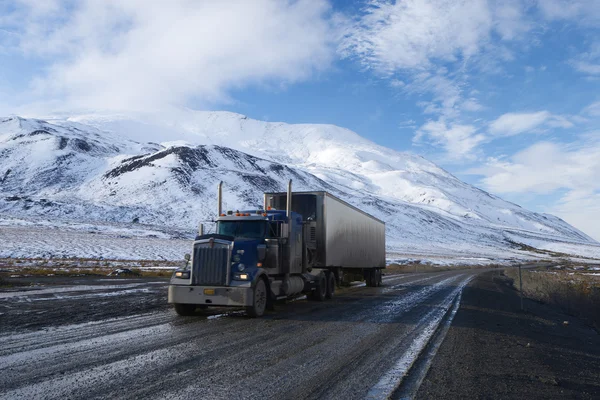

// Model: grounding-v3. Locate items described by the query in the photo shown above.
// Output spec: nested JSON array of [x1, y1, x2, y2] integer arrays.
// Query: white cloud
[[338, 1, 596, 126], [489, 111, 550, 136], [414, 119, 485, 160], [398, 119, 417, 130], [584, 101, 600, 116], [1, 0, 335, 112], [488, 111, 573, 136], [340, 0, 498, 73], [337, 1, 524, 121], [568, 38, 600, 76], [472, 141, 600, 193], [545, 115, 575, 129], [340, 0, 596, 78], [572, 61, 600, 75], [462, 98, 485, 112], [338, 0, 535, 152], [469, 139, 600, 240], [550, 191, 600, 241], [407, 72, 464, 117], [537, 0, 600, 26]]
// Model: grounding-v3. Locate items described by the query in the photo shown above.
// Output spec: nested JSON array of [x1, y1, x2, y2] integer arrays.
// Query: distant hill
[[1, 112, 598, 261]]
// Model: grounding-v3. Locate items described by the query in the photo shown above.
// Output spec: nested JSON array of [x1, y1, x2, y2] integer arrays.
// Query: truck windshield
[[217, 221, 267, 239]]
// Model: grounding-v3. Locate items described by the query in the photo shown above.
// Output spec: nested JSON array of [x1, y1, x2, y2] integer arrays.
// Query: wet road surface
[[0, 270, 483, 399]]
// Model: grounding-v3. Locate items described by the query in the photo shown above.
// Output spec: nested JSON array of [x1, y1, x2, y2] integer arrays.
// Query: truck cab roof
[[216, 210, 301, 222]]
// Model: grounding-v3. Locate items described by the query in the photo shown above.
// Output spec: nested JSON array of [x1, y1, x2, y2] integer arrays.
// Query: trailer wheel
[[174, 303, 197, 316], [377, 269, 383, 287], [325, 272, 335, 299], [246, 278, 267, 318], [310, 274, 327, 301]]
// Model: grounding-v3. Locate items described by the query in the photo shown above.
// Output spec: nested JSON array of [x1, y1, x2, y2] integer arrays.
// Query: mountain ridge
[[1, 112, 598, 261]]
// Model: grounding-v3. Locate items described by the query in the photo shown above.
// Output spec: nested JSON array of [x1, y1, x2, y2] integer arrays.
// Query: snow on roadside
[[504, 232, 600, 260], [0, 225, 190, 261]]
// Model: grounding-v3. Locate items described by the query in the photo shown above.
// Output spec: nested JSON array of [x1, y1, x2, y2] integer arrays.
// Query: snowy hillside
[[1, 112, 599, 262]]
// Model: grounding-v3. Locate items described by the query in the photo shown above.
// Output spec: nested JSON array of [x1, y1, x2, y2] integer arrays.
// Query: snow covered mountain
[[1, 112, 598, 262]]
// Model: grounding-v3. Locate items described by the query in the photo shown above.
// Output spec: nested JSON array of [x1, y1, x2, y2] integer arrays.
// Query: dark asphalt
[[416, 270, 600, 399], [0, 270, 478, 399]]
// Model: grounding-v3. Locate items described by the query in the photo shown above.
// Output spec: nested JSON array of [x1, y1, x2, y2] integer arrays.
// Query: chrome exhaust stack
[[286, 179, 292, 219], [217, 181, 223, 216], [282, 179, 293, 291]]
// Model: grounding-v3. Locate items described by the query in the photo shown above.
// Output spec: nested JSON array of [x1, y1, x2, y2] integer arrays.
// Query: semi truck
[[168, 180, 386, 317]]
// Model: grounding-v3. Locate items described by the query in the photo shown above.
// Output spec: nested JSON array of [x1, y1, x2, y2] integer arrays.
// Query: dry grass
[[2, 266, 174, 279], [0, 257, 182, 269], [386, 263, 502, 274], [22, 267, 79, 276], [0, 257, 180, 278], [504, 266, 600, 332], [130, 269, 172, 278]]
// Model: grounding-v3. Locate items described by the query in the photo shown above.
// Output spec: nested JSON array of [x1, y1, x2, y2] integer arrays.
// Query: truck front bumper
[[168, 284, 253, 307]]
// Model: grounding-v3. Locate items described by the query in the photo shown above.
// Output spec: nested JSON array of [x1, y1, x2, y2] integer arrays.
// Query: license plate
[[204, 289, 215, 295]]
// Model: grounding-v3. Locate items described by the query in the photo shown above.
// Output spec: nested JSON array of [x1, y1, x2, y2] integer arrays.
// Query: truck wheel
[[371, 269, 380, 287], [377, 269, 383, 287], [174, 303, 197, 316], [310, 274, 327, 301], [325, 272, 335, 299], [365, 269, 374, 287], [246, 278, 267, 318]]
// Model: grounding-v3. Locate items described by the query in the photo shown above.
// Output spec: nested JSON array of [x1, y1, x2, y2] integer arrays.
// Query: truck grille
[[192, 244, 230, 286]]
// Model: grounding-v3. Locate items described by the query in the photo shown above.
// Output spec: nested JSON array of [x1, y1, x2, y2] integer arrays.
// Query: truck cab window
[[268, 221, 281, 238], [217, 221, 267, 239]]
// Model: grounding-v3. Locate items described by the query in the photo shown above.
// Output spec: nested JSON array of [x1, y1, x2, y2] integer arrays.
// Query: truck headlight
[[174, 270, 190, 279], [233, 272, 250, 280], [237, 263, 246, 271]]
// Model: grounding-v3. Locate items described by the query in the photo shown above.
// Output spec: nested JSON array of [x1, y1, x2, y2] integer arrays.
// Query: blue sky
[[1, 0, 600, 240]]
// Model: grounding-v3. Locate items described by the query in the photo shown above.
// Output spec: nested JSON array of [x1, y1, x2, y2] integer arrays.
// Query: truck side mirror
[[184, 253, 191, 261]]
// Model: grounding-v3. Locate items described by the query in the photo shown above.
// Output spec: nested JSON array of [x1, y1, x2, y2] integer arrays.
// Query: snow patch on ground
[[0, 223, 190, 261]]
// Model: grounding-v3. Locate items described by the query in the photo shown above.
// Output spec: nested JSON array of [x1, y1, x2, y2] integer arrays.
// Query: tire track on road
[[366, 274, 474, 399]]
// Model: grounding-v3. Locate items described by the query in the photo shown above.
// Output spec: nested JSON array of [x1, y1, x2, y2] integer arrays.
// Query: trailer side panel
[[265, 191, 386, 270], [323, 194, 385, 269]]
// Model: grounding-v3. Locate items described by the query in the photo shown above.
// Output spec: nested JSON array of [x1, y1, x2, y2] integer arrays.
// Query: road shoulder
[[417, 270, 600, 399]]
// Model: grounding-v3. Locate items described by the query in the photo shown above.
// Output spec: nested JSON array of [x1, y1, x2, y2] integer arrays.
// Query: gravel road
[[0, 269, 481, 399]]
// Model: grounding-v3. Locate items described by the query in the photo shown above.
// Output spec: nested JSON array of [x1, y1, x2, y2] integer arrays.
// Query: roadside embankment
[[505, 265, 600, 332], [385, 262, 503, 274], [417, 270, 600, 399]]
